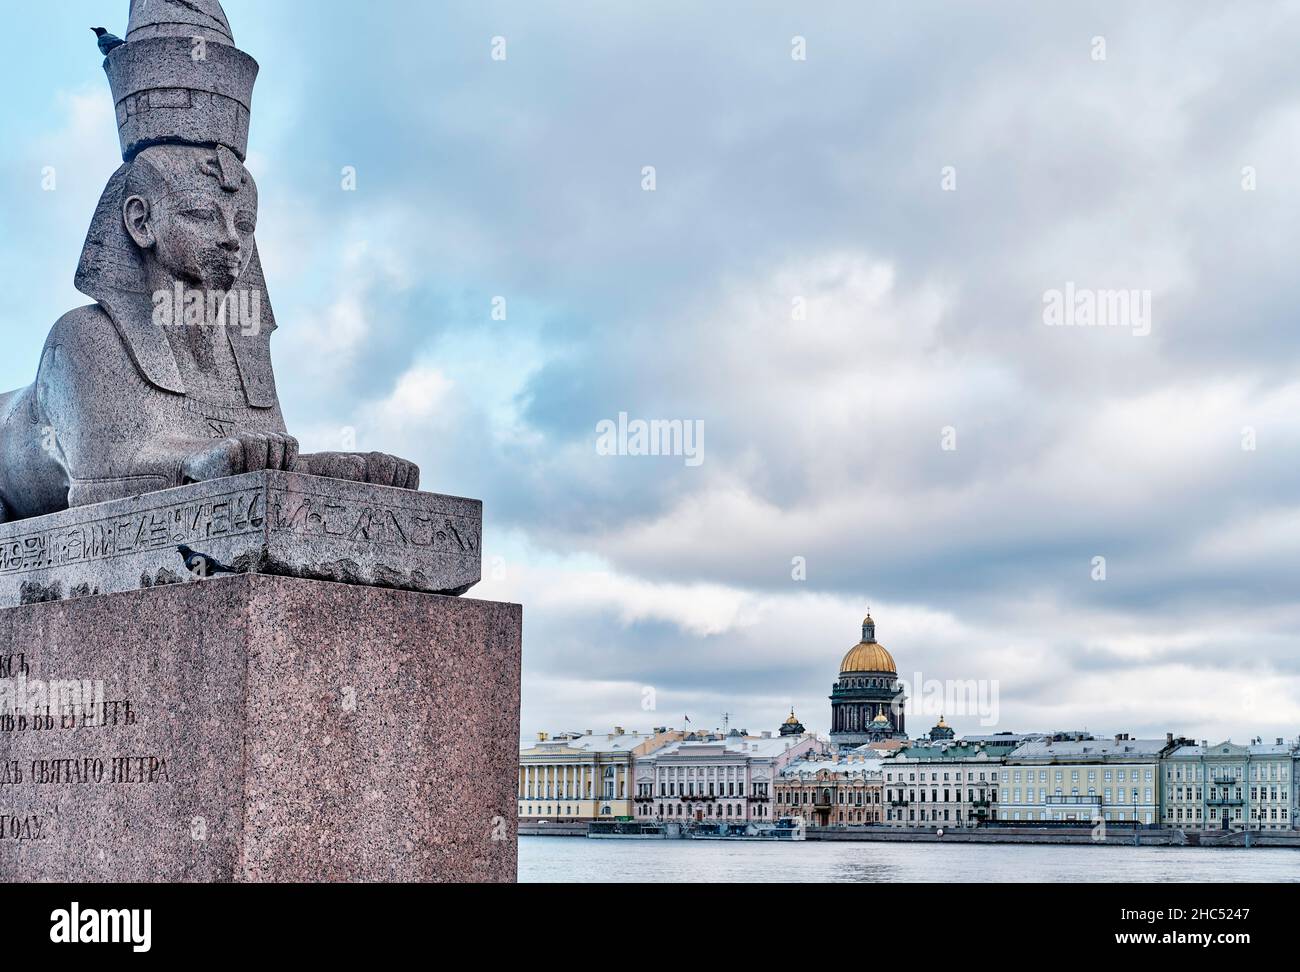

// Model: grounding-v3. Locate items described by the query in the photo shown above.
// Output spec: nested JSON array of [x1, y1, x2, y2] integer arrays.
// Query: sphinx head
[[122, 144, 259, 296]]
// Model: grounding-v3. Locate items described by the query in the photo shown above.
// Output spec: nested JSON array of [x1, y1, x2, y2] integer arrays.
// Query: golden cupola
[[779, 707, 806, 736], [838, 614, 897, 674]]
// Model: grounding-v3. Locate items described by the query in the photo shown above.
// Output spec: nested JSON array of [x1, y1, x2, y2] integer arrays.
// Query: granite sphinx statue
[[0, 0, 419, 525]]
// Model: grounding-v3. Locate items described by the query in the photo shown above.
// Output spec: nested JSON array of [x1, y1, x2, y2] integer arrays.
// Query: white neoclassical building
[[635, 731, 825, 824], [882, 738, 1018, 827], [518, 728, 683, 822]]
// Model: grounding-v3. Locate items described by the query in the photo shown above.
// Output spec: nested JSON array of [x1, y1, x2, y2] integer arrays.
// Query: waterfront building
[[1295, 747, 1300, 830], [882, 737, 1018, 827], [829, 614, 907, 747], [518, 727, 683, 822], [1161, 738, 1295, 832], [1000, 735, 1176, 824], [775, 752, 884, 826], [636, 731, 826, 823]]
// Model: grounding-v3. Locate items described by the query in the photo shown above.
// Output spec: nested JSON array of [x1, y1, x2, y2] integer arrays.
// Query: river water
[[519, 836, 1300, 883]]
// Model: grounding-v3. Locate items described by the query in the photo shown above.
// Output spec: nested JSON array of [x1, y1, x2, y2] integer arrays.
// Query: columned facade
[[635, 734, 825, 823], [517, 729, 683, 822]]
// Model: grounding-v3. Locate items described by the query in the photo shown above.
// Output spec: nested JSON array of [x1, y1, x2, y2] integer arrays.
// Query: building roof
[[520, 732, 656, 755], [1169, 740, 1295, 758], [840, 639, 897, 674], [838, 613, 897, 674], [890, 740, 1020, 762], [852, 739, 906, 754], [781, 756, 883, 777], [959, 733, 1044, 744], [1007, 738, 1168, 760], [649, 734, 810, 761]]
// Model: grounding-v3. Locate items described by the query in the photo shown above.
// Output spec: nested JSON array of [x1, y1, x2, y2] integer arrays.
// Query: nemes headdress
[[108, 0, 258, 162], [75, 0, 277, 407]]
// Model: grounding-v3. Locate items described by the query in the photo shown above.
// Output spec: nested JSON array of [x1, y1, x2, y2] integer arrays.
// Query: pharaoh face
[[123, 144, 259, 295]]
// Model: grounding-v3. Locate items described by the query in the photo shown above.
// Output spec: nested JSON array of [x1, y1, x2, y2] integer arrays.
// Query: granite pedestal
[[0, 569, 520, 882]]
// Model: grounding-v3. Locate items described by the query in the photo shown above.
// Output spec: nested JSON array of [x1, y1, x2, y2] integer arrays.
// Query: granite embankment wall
[[519, 823, 589, 837], [808, 827, 1300, 847], [806, 826, 1180, 846], [519, 823, 1300, 847]]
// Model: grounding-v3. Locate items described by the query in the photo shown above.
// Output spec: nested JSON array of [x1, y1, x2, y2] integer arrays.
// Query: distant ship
[[687, 818, 806, 841], [587, 818, 806, 841]]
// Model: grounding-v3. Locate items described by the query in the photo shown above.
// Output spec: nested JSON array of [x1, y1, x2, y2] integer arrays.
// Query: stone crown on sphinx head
[[103, 0, 258, 162]]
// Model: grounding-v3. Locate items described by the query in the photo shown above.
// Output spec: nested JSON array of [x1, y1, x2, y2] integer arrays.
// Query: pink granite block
[[0, 574, 520, 882]]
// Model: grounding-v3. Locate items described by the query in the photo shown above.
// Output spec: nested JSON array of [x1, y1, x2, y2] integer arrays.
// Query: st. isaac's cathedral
[[829, 614, 908, 747]]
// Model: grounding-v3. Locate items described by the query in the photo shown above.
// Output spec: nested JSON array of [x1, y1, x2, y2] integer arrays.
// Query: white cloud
[[364, 364, 455, 428]]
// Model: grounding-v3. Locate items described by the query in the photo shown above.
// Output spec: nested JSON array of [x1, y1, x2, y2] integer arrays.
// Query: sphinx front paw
[[181, 433, 300, 483], [297, 452, 420, 490], [361, 452, 420, 491]]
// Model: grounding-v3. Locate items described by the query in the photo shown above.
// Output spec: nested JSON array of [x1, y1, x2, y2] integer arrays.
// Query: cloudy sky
[[3, 1, 1300, 745]]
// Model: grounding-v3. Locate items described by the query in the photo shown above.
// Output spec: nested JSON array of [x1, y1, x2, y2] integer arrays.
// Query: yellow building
[[518, 728, 683, 822], [1001, 735, 1169, 824]]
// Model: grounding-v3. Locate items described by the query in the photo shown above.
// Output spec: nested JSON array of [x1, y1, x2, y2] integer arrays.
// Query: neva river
[[520, 836, 1300, 883]]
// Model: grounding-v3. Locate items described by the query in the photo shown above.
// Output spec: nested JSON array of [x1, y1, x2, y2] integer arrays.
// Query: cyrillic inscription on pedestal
[[0, 575, 521, 883]]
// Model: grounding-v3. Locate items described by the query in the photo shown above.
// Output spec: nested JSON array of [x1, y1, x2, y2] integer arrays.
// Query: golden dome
[[839, 640, 897, 674], [872, 710, 891, 724], [783, 709, 800, 725]]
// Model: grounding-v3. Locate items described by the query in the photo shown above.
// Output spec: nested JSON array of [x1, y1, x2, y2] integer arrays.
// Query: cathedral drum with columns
[[829, 615, 907, 747]]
